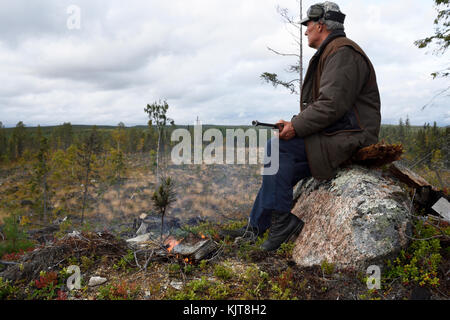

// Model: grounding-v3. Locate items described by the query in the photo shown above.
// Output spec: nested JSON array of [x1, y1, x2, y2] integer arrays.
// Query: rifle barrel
[[252, 120, 282, 129]]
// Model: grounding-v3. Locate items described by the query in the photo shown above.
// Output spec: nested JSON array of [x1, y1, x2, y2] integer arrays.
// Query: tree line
[[380, 117, 449, 189], [0, 121, 165, 162], [1, 117, 448, 170]]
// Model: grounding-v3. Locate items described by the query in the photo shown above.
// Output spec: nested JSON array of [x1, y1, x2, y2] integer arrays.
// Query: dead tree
[[261, 1, 304, 108]]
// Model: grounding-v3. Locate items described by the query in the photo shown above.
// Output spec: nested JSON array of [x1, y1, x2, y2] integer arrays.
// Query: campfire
[[165, 237, 181, 253], [163, 233, 217, 263]]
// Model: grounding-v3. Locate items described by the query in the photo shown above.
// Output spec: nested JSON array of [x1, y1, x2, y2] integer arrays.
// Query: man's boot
[[260, 211, 304, 251]]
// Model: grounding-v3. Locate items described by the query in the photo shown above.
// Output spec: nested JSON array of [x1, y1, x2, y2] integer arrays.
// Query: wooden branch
[[267, 47, 300, 58], [421, 85, 450, 110], [276, 5, 300, 27], [0, 260, 20, 266]]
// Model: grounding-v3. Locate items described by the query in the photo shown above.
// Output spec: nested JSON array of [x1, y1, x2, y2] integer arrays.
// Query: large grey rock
[[292, 165, 412, 270]]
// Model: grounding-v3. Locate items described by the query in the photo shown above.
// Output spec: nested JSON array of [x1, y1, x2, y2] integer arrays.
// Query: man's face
[[305, 21, 322, 49]]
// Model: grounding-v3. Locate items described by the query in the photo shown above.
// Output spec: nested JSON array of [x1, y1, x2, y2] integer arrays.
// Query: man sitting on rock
[[221, 1, 381, 251]]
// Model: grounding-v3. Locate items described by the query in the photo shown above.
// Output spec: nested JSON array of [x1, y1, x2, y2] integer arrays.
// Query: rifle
[[252, 120, 284, 130]]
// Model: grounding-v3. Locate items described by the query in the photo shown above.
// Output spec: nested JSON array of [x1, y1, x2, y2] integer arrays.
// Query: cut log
[[389, 161, 433, 189], [172, 239, 217, 262]]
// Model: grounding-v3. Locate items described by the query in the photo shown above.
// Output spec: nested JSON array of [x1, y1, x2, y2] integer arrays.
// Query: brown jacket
[[292, 31, 381, 180]]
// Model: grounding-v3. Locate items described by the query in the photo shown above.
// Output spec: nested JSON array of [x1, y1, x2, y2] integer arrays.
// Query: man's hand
[[276, 120, 297, 140]]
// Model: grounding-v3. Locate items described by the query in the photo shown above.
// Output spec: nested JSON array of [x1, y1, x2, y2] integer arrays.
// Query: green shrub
[[166, 276, 233, 300], [199, 259, 208, 270], [320, 260, 335, 276], [385, 219, 446, 288], [276, 242, 295, 258], [213, 264, 234, 281], [183, 264, 195, 275], [29, 270, 66, 300], [0, 211, 34, 258], [0, 277, 17, 300], [168, 263, 181, 274], [80, 255, 95, 271], [113, 250, 135, 271], [54, 218, 73, 239], [97, 280, 140, 300]]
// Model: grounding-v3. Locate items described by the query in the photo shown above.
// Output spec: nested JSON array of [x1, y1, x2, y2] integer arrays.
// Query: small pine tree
[[107, 148, 127, 217], [76, 127, 102, 224], [30, 136, 52, 223], [0, 211, 33, 258], [144, 100, 175, 183], [151, 176, 176, 242]]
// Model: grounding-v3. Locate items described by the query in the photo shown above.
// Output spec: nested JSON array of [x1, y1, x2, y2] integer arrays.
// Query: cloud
[[0, 0, 448, 128]]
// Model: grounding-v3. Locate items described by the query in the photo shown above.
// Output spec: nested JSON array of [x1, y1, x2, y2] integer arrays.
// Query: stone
[[139, 213, 148, 220], [126, 233, 152, 246], [292, 165, 412, 270], [88, 276, 107, 287], [170, 281, 183, 290]]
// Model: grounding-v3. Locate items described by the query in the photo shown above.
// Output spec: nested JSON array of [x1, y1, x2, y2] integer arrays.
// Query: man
[[221, 1, 381, 251]]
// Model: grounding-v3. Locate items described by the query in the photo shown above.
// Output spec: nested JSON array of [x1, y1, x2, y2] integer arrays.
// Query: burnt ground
[[1, 222, 448, 301], [0, 153, 449, 301], [0, 153, 262, 236]]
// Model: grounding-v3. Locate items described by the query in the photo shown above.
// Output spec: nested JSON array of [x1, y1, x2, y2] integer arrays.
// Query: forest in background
[[0, 118, 448, 201], [0, 117, 447, 229], [0, 117, 448, 179]]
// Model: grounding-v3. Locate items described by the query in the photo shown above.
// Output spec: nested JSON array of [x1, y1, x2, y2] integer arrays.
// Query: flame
[[165, 237, 181, 252]]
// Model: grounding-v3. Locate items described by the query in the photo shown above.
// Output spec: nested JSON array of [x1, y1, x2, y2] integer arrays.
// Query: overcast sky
[[0, 0, 448, 128]]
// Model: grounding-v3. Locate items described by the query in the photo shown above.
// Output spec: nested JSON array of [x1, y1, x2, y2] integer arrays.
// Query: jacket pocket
[[322, 109, 363, 136], [324, 132, 363, 169]]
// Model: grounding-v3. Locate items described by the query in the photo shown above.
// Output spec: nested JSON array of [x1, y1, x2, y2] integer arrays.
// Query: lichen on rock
[[292, 165, 412, 270]]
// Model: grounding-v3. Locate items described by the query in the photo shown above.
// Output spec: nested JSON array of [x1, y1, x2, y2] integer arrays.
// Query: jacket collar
[[301, 30, 346, 103], [312, 30, 346, 60]]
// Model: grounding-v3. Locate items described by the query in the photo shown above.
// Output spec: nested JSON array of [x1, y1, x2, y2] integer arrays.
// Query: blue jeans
[[249, 136, 311, 233]]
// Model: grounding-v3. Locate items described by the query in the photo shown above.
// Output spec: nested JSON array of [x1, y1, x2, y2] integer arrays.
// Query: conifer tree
[[151, 176, 176, 242], [31, 136, 51, 223], [11, 121, 26, 159], [144, 100, 174, 183], [0, 122, 7, 162], [76, 127, 102, 224]]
